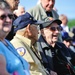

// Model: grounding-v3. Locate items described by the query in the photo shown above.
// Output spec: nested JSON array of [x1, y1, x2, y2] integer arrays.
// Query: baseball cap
[[13, 12, 43, 33], [39, 19, 62, 29]]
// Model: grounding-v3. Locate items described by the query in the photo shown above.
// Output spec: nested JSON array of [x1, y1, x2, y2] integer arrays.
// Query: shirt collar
[[14, 34, 32, 47], [39, 35, 50, 49]]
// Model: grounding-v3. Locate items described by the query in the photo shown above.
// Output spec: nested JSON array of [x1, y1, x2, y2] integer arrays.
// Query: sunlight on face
[[41, 22, 60, 44], [41, 0, 55, 11]]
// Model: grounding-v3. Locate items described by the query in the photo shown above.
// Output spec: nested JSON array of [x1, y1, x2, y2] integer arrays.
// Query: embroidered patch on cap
[[17, 47, 26, 56]]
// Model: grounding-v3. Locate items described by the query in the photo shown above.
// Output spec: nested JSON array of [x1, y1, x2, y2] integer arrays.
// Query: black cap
[[40, 19, 62, 29]]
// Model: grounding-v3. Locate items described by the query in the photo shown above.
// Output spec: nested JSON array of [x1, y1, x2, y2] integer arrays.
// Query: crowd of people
[[0, 0, 75, 75]]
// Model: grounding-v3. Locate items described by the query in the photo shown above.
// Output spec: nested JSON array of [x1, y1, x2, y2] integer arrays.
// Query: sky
[[19, 0, 75, 19]]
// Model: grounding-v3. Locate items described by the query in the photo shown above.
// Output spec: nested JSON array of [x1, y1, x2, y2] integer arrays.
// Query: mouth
[[52, 35, 58, 37], [4, 23, 11, 27]]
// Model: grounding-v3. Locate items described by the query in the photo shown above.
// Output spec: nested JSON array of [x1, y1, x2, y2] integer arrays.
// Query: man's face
[[16, 7, 25, 16], [29, 25, 39, 42], [6, 0, 19, 11], [41, 22, 60, 44], [41, 0, 55, 12]]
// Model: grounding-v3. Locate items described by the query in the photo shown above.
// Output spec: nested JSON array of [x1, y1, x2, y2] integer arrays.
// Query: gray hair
[[0, 0, 10, 9]]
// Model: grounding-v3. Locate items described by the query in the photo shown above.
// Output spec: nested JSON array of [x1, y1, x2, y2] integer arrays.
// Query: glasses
[[49, 26, 61, 31], [0, 14, 13, 20]]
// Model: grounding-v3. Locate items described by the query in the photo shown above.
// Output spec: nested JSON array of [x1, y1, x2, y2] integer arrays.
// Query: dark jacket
[[37, 35, 75, 75]]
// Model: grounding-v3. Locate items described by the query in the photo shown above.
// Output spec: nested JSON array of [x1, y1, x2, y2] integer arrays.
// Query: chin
[[4, 29, 11, 33], [53, 39, 58, 42], [46, 8, 52, 11]]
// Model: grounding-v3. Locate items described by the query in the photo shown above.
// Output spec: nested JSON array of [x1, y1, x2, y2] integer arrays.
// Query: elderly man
[[11, 12, 49, 75], [28, 0, 59, 21], [28, 0, 62, 42], [37, 19, 75, 75], [13, 6, 25, 17]]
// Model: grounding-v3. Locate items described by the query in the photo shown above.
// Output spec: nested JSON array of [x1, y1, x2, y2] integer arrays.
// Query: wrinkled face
[[0, 9, 13, 35], [6, 0, 19, 11], [41, 22, 60, 44], [16, 7, 25, 16], [29, 25, 39, 41], [41, 0, 55, 11]]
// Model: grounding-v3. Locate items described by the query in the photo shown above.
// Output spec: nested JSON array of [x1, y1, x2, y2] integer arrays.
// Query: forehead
[[0, 9, 12, 15]]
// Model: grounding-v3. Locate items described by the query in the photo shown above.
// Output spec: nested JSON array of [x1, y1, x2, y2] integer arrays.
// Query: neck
[[30, 38, 36, 45], [0, 37, 5, 41], [0, 39, 8, 46], [47, 41, 56, 47]]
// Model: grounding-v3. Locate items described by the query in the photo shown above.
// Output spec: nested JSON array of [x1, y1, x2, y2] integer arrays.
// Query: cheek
[[0, 21, 4, 28], [44, 30, 52, 38]]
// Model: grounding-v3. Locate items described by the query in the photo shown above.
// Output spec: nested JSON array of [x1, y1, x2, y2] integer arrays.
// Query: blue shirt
[[0, 39, 30, 75]]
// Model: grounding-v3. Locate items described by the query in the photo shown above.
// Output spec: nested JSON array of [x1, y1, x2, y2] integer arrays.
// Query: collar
[[14, 34, 32, 47], [39, 35, 62, 49], [39, 35, 50, 49]]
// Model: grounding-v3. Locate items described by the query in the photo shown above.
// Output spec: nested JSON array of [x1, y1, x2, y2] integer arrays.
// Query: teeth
[[53, 35, 57, 37]]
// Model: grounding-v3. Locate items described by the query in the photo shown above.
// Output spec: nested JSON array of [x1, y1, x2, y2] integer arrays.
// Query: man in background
[[28, 0, 62, 42], [59, 14, 70, 32], [13, 6, 25, 17], [28, 0, 59, 21]]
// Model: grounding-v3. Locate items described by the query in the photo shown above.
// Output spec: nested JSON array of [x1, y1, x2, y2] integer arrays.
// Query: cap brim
[[65, 37, 73, 41], [39, 19, 62, 29], [51, 19, 62, 25]]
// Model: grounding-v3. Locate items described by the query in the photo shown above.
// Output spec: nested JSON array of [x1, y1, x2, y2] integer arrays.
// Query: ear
[[41, 29, 45, 37], [26, 24, 32, 36]]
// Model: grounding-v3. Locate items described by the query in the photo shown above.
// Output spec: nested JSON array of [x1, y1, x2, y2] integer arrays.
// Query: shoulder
[[27, 4, 42, 16], [56, 41, 68, 49]]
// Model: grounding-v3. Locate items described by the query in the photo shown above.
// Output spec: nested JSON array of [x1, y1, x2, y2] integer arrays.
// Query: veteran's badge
[[17, 47, 26, 56]]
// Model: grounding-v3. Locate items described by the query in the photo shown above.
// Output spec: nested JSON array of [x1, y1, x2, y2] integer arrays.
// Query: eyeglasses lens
[[0, 14, 13, 20], [50, 27, 61, 31]]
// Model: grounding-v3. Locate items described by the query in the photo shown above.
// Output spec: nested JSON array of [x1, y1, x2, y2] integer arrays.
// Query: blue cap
[[61, 32, 72, 41], [13, 12, 43, 33]]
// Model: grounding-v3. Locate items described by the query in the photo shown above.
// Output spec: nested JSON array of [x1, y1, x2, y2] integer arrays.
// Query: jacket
[[28, 3, 59, 21], [11, 34, 49, 75], [37, 35, 75, 75]]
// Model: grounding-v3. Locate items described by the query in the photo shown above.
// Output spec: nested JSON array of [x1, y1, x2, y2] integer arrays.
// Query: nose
[[5, 16, 12, 21], [55, 29, 60, 33], [49, 0, 54, 5]]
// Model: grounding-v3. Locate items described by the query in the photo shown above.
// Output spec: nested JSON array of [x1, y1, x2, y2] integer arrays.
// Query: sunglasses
[[49, 26, 61, 31], [0, 14, 13, 20]]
